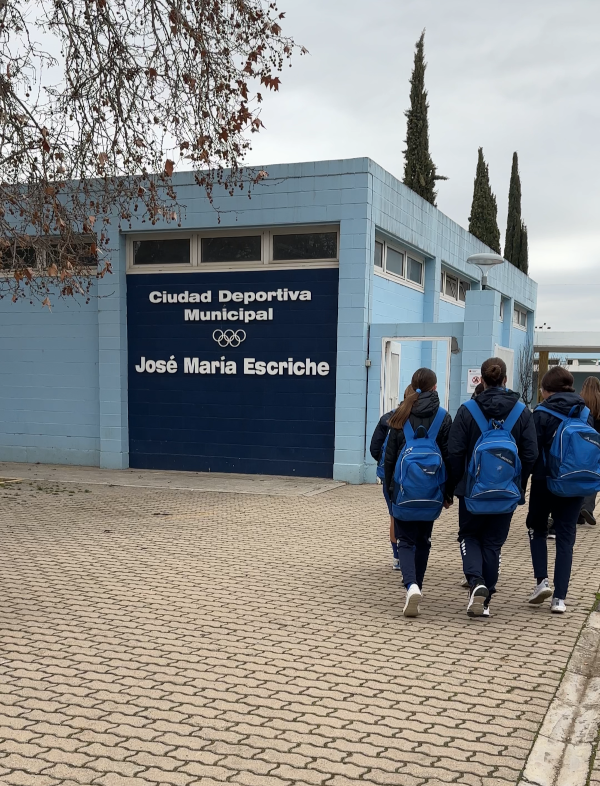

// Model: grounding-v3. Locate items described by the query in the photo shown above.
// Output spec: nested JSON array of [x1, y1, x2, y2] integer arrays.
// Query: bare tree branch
[[517, 334, 535, 408], [0, 0, 302, 304]]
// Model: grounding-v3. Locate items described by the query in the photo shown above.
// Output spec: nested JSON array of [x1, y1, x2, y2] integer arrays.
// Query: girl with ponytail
[[370, 385, 415, 571], [383, 368, 454, 617]]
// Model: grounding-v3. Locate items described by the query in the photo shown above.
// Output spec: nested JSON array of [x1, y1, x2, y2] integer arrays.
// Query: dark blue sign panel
[[127, 269, 339, 477]]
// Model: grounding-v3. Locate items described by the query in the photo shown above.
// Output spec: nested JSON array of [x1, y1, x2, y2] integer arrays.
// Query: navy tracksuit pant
[[394, 519, 434, 589], [458, 497, 512, 602], [526, 479, 582, 599]]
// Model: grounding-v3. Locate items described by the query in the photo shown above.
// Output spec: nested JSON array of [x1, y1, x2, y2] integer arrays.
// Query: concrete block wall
[[438, 299, 466, 323], [0, 288, 100, 465], [371, 276, 424, 323], [460, 289, 502, 402], [98, 230, 129, 469]]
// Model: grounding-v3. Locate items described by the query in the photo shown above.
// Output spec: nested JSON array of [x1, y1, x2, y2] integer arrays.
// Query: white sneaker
[[403, 584, 422, 617], [551, 598, 566, 614], [467, 584, 489, 617], [392, 559, 402, 571], [461, 577, 470, 588], [482, 606, 490, 618], [528, 579, 553, 605]]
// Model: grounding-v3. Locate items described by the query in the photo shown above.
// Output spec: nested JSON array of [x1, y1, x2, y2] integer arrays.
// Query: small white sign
[[467, 368, 482, 394]]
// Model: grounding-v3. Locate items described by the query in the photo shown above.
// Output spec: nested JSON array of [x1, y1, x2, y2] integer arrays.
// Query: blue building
[[0, 158, 537, 482]]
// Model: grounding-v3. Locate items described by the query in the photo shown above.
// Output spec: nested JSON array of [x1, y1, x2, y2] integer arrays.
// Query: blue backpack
[[463, 399, 525, 515], [391, 407, 447, 521], [376, 431, 390, 481], [537, 404, 600, 497]]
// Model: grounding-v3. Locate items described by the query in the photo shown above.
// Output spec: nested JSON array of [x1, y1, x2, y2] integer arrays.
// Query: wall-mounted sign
[[467, 368, 482, 394], [127, 269, 339, 477]]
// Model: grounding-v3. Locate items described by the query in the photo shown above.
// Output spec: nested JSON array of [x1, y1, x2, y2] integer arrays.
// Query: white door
[[382, 341, 402, 414]]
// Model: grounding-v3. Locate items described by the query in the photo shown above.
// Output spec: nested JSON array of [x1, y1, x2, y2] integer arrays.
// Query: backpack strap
[[463, 399, 489, 435], [427, 407, 447, 442], [403, 419, 415, 441], [536, 405, 567, 423], [579, 406, 591, 424], [502, 401, 526, 433]]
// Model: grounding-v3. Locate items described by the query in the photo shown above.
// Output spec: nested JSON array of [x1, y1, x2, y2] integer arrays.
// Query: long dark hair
[[388, 368, 437, 429], [581, 376, 600, 420], [541, 366, 575, 394], [481, 357, 507, 387]]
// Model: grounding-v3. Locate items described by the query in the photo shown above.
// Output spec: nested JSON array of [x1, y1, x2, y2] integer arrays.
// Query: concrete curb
[[519, 611, 600, 786]]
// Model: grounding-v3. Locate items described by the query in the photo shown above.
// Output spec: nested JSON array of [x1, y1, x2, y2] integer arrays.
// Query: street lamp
[[466, 252, 505, 288]]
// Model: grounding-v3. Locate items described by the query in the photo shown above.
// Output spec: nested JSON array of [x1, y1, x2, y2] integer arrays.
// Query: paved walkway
[[1, 468, 600, 786]]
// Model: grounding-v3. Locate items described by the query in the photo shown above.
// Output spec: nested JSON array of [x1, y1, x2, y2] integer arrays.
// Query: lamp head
[[466, 252, 505, 287]]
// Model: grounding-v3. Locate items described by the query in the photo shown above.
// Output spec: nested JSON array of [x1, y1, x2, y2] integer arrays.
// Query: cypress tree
[[518, 220, 529, 274], [403, 31, 446, 206], [468, 147, 501, 254], [504, 152, 522, 268]]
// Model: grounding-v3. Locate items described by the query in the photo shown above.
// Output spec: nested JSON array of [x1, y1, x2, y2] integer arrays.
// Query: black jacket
[[531, 392, 595, 481], [383, 391, 454, 500], [370, 410, 394, 462], [448, 387, 538, 497]]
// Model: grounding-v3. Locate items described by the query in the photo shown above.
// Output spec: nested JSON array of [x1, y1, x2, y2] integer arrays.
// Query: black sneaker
[[547, 525, 556, 540], [467, 583, 489, 617], [581, 509, 597, 526]]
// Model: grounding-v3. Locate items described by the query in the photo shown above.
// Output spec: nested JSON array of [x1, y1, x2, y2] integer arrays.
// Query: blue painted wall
[[371, 276, 424, 324], [438, 299, 466, 323], [0, 290, 100, 465]]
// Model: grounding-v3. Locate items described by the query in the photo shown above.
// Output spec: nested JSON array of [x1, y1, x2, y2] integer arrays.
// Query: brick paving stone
[[1, 479, 600, 786]]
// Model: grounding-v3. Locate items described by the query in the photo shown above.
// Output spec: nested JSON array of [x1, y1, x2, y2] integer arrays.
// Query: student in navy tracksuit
[[383, 368, 454, 617], [526, 367, 595, 613], [448, 357, 538, 617], [370, 409, 397, 568]]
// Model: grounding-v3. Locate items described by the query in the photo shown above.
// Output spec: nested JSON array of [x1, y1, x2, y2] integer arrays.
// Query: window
[[373, 239, 425, 291], [458, 279, 470, 302], [386, 247, 405, 277], [201, 235, 261, 264], [440, 268, 473, 306], [513, 305, 528, 329], [500, 300, 505, 322], [128, 226, 339, 271], [407, 256, 424, 285], [134, 239, 190, 265], [272, 232, 337, 261], [0, 246, 37, 271], [444, 273, 458, 300], [1, 237, 97, 272]]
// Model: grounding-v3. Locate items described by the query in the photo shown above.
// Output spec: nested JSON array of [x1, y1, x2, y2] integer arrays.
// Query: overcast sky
[[244, 0, 600, 331]]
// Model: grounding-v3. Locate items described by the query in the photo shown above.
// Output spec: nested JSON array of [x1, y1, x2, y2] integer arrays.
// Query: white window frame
[[373, 238, 425, 293], [440, 267, 473, 308], [500, 300, 505, 322], [127, 225, 339, 274], [513, 304, 528, 331]]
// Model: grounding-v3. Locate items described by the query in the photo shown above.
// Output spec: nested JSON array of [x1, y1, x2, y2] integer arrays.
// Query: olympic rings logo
[[212, 329, 246, 348]]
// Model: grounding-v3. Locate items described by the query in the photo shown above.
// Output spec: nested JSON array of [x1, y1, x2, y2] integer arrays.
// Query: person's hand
[[443, 499, 453, 509]]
